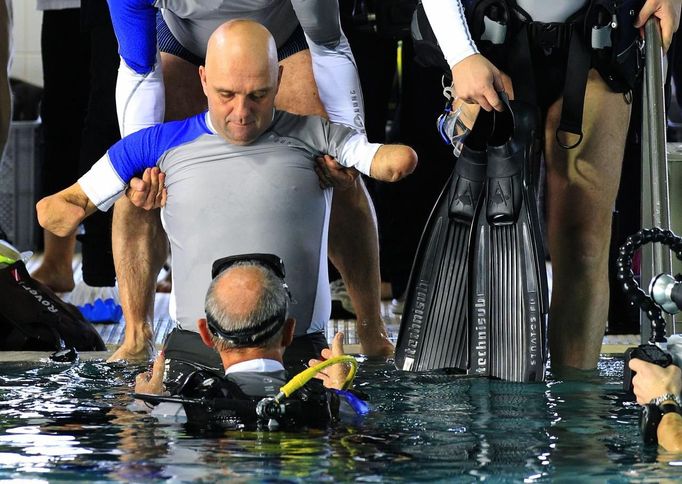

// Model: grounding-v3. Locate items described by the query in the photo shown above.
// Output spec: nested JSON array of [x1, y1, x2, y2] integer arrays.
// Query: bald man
[[37, 20, 417, 362], [108, 0, 389, 364], [134, 256, 365, 425]]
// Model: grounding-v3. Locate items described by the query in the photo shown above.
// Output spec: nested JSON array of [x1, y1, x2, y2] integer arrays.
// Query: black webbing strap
[[504, 24, 537, 108], [556, 24, 591, 149]]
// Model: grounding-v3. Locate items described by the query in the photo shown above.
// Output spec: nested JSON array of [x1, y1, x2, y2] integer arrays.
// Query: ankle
[[34, 260, 73, 273], [356, 318, 389, 338], [124, 321, 153, 344]]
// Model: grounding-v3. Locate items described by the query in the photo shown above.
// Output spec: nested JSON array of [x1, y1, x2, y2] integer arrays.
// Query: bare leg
[[107, 199, 166, 362], [328, 181, 392, 356], [158, 53, 206, 121], [31, 231, 76, 292], [108, 53, 204, 362], [277, 50, 392, 356], [545, 69, 631, 370]]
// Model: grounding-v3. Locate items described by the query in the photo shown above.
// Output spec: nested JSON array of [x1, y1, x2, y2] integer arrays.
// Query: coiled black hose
[[616, 227, 682, 344]]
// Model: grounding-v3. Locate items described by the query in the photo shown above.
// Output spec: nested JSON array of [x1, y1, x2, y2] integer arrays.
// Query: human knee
[[552, 220, 611, 268]]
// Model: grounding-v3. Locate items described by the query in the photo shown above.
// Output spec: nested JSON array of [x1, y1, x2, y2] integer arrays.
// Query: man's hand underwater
[[135, 351, 166, 395]]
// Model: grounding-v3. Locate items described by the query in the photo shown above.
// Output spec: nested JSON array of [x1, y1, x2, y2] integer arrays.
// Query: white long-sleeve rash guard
[[421, 0, 479, 69]]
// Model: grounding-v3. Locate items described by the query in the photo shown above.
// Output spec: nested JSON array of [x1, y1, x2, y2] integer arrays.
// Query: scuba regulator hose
[[256, 355, 358, 420]]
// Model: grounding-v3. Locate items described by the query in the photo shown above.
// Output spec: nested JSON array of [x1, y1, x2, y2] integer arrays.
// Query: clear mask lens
[[437, 105, 471, 157]]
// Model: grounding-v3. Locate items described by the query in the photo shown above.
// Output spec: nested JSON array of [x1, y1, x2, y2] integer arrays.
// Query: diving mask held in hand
[[436, 85, 471, 157]]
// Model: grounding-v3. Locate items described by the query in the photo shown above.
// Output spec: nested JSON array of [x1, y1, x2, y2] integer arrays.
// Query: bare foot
[[107, 322, 154, 363], [32, 264, 75, 292], [107, 340, 153, 363], [357, 319, 394, 358]]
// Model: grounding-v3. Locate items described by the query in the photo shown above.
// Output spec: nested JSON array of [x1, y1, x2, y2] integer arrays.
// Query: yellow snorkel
[[256, 355, 359, 425], [278, 355, 358, 399]]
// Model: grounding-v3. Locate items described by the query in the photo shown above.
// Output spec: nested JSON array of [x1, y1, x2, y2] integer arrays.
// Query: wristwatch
[[640, 394, 682, 444], [650, 392, 682, 409]]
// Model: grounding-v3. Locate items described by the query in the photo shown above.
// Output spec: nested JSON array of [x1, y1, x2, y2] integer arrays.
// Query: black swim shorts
[[156, 11, 309, 65]]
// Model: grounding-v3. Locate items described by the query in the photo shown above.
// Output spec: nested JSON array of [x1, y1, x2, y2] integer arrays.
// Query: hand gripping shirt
[[78, 110, 380, 334]]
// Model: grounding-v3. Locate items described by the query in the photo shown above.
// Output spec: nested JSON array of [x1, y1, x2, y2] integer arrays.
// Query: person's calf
[[111, 198, 168, 363]]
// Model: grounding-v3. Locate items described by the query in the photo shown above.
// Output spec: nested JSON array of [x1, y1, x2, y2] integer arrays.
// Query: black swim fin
[[468, 96, 548, 382], [394, 111, 491, 372]]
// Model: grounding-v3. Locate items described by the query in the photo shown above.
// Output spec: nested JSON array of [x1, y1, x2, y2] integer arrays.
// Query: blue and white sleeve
[[107, 0, 165, 135], [78, 127, 162, 211]]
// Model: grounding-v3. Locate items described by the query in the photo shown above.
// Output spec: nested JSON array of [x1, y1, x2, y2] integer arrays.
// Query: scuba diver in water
[[133, 253, 369, 430]]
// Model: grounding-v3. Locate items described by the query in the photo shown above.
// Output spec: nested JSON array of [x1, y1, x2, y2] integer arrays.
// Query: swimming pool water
[[0, 356, 679, 482]]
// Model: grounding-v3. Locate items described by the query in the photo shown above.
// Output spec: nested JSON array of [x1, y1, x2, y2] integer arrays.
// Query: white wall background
[[11, 1, 43, 87]]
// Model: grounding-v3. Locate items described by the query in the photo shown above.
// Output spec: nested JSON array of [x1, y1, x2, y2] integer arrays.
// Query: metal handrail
[[640, 18, 674, 341]]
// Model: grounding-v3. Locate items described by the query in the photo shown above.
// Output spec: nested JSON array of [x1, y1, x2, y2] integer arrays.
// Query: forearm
[[291, 0, 365, 131], [306, 32, 365, 132], [116, 57, 165, 136], [106, 0, 163, 135], [369, 145, 418, 182], [658, 413, 682, 451]]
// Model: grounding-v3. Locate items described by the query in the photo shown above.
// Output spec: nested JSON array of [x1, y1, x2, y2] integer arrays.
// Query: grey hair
[[205, 260, 289, 351]]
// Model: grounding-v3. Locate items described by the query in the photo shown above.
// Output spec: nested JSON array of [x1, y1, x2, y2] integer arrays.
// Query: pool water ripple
[[0, 356, 678, 481]]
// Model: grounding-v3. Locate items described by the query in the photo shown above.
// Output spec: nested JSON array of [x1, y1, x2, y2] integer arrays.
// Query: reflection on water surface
[[0, 357, 679, 481]]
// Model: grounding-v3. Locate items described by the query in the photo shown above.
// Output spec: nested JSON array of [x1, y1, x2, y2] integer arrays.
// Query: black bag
[[0, 260, 106, 351]]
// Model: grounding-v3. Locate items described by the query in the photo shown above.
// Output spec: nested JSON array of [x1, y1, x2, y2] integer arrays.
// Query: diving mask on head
[[436, 84, 471, 157], [207, 253, 293, 347]]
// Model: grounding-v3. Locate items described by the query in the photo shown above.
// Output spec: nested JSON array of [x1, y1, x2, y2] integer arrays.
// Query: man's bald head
[[200, 20, 282, 145], [206, 20, 279, 90], [214, 265, 266, 318]]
